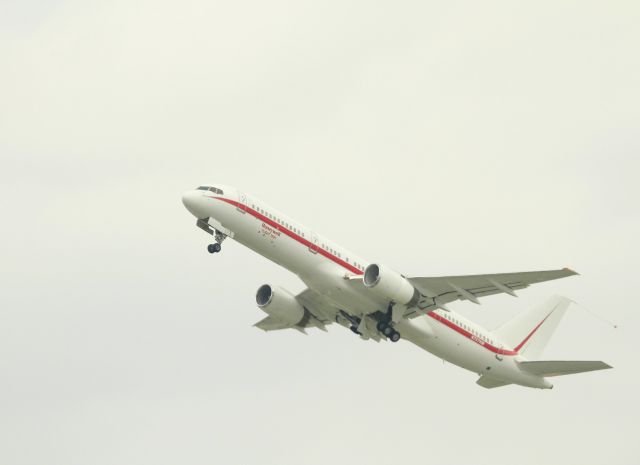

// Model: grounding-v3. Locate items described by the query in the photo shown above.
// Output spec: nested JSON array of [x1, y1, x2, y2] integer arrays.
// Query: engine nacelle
[[363, 263, 419, 306], [255, 284, 305, 326]]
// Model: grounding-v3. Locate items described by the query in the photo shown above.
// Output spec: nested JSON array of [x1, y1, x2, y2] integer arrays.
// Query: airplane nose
[[182, 190, 206, 218]]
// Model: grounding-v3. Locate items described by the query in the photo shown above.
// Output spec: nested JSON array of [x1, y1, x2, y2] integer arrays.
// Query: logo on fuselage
[[260, 223, 281, 241]]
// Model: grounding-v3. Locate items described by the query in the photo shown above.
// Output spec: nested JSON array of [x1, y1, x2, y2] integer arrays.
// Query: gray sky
[[1, 1, 639, 464]]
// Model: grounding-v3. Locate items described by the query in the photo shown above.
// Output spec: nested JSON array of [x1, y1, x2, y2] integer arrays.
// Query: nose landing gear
[[207, 230, 227, 254]]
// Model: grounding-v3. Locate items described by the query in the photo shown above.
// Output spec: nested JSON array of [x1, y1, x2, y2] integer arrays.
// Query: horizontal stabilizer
[[519, 360, 612, 377], [476, 375, 512, 389]]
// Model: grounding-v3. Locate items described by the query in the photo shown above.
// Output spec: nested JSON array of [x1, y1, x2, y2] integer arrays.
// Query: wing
[[476, 375, 512, 389], [253, 288, 337, 333], [295, 288, 340, 324], [298, 288, 387, 341], [254, 315, 296, 332], [404, 268, 578, 318]]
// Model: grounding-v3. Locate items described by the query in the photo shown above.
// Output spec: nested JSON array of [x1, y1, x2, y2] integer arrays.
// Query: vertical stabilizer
[[494, 295, 571, 358]]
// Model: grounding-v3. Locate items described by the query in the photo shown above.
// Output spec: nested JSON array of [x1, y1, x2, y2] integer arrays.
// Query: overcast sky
[[1, 1, 639, 464]]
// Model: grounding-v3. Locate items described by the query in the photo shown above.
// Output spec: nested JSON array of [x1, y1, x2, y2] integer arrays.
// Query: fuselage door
[[237, 191, 247, 213], [308, 231, 319, 254]]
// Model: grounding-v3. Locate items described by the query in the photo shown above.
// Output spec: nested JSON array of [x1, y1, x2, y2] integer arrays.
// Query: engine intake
[[363, 263, 419, 306], [256, 284, 305, 326]]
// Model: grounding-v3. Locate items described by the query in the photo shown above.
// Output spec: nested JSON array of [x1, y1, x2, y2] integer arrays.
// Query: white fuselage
[[182, 185, 552, 389]]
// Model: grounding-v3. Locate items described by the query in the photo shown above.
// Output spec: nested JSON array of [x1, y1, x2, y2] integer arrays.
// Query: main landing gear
[[207, 230, 227, 254], [377, 320, 401, 342], [377, 303, 401, 342], [339, 306, 402, 342]]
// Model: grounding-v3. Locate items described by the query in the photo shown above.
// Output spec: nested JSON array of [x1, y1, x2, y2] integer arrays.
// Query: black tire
[[212, 243, 222, 253], [390, 331, 401, 343], [383, 325, 394, 337], [376, 321, 387, 333], [207, 244, 217, 253]]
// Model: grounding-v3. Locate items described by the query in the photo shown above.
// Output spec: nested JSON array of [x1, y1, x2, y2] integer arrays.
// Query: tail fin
[[494, 295, 571, 358], [519, 360, 612, 377]]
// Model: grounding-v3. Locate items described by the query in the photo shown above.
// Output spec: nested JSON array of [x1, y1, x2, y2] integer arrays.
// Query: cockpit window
[[196, 186, 224, 195]]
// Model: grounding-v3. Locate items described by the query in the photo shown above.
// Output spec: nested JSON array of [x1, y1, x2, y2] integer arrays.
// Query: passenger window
[[197, 186, 209, 190]]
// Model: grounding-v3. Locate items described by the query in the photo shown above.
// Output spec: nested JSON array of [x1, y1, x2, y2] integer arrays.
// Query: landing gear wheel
[[207, 243, 221, 253], [376, 321, 388, 333], [390, 331, 401, 343], [383, 325, 395, 337]]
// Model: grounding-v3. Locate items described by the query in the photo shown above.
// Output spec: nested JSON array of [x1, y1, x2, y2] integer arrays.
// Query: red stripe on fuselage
[[209, 195, 519, 356], [426, 312, 519, 356], [210, 196, 362, 275]]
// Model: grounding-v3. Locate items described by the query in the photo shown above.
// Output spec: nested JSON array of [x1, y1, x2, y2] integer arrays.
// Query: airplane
[[182, 184, 612, 389]]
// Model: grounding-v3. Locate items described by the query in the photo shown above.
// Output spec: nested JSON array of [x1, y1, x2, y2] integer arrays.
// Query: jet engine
[[255, 284, 305, 326], [363, 263, 419, 306]]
